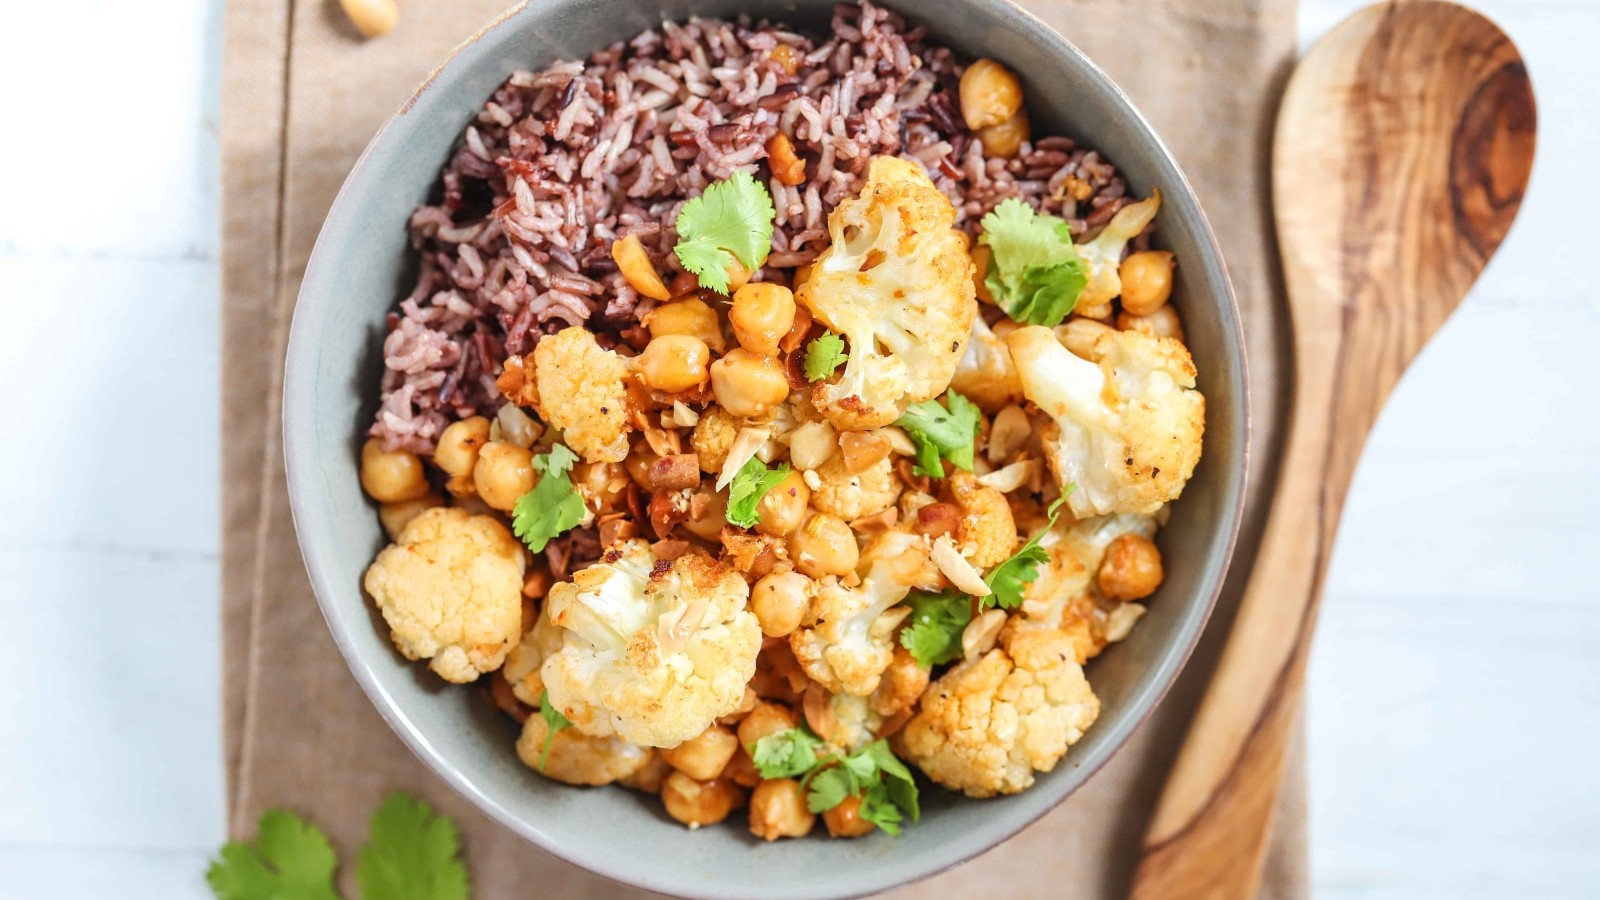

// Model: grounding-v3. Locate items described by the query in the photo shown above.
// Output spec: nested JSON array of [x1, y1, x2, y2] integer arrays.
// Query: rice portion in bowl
[[370, 0, 1132, 456]]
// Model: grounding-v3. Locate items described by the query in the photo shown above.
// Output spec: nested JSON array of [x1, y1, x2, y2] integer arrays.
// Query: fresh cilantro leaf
[[982, 490, 1073, 609], [801, 740, 920, 834], [750, 726, 826, 780], [979, 198, 1087, 326], [804, 764, 858, 814], [206, 809, 341, 900], [356, 793, 470, 900], [511, 443, 586, 553], [674, 171, 776, 293], [803, 333, 848, 382], [537, 689, 573, 772], [725, 457, 791, 529], [895, 391, 981, 478], [898, 591, 972, 668]]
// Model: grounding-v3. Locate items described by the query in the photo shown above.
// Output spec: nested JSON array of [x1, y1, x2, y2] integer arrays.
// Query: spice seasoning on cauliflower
[[1006, 325, 1204, 518], [527, 326, 633, 464], [362, 507, 526, 683], [541, 541, 762, 748], [1006, 512, 1160, 663], [796, 156, 977, 430], [808, 452, 901, 521], [790, 531, 935, 697], [896, 627, 1099, 797]]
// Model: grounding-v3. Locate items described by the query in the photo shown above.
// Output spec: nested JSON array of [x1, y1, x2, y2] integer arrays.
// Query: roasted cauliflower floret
[[541, 541, 761, 748], [1008, 513, 1158, 662], [945, 471, 1018, 569], [949, 316, 1023, 413], [362, 507, 525, 683], [529, 326, 632, 463], [871, 646, 930, 718], [692, 406, 740, 475], [1074, 191, 1161, 319], [1006, 325, 1204, 518], [516, 712, 654, 786], [896, 627, 1099, 797], [502, 602, 566, 705], [830, 691, 885, 752], [797, 156, 977, 429], [809, 453, 901, 521], [790, 531, 933, 697]]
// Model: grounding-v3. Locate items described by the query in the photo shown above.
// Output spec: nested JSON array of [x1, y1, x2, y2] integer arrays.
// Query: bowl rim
[[283, 0, 1250, 896]]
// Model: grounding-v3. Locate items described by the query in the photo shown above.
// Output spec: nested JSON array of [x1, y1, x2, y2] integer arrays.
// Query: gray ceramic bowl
[[284, 1, 1247, 896]]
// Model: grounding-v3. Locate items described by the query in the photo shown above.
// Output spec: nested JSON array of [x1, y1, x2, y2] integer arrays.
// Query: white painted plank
[[0, 846, 214, 900]]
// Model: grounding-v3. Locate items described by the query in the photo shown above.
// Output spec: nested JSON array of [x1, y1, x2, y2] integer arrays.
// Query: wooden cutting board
[[219, 0, 1302, 895]]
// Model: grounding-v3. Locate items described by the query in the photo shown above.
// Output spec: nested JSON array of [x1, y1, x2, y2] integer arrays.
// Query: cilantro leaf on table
[[207, 809, 341, 900], [356, 793, 470, 900], [803, 333, 848, 382], [898, 591, 973, 668], [537, 689, 573, 773], [982, 490, 1073, 610], [895, 391, 981, 478], [673, 171, 776, 293], [511, 443, 586, 553], [750, 725, 827, 780], [979, 198, 1087, 326], [725, 456, 791, 529]]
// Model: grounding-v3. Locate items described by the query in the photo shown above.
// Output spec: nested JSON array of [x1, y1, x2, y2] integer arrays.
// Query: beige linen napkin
[[221, 0, 1301, 895]]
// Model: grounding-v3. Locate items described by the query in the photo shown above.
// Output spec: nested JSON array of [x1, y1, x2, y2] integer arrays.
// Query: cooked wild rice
[[370, 0, 1131, 456]]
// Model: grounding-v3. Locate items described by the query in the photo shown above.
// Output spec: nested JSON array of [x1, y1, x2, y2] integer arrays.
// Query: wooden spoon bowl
[[1130, 3, 1535, 897]]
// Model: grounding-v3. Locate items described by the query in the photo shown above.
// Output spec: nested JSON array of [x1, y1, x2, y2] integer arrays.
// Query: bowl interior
[[284, 1, 1247, 897]]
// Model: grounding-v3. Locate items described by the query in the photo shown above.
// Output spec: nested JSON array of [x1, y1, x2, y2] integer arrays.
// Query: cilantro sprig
[[674, 171, 776, 293], [979, 198, 1087, 326], [803, 333, 847, 382], [982, 489, 1073, 610], [898, 591, 973, 668], [207, 793, 468, 900], [537, 689, 573, 772], [895, 391, 981, 478], [511, 442, 586, 553], [725, 456, 791, 529], [747, 727, 921, 835]]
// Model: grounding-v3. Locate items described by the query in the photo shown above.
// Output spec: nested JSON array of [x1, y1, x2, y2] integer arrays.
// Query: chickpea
[[661, 772, 744, 829], [637, 334, 712, 393], [723, 746, 763, 788], [473, 441, 535, 511], [432, 415, 490, 478], [977, 107, 1030, 159], [338, 0, 397, 38], [378, 493, 442, 540], [644, 296, 725, 352], [749, 778, 816, 841], [756, 471, 811, 537], [751, 570, 811, 637], [959, 58, 1023, 130], [822, 793, 876, 838], [611, 232, 672, 301], [360, 438, 429, 503], [1119, 250, 1176, 316], [710, 349, 790, 418], [1057, 317, 1116, 357], [624, 440, 659, 489], [970, 244, 994, 303], [729, 282, 797, 356], [725, 257, 753, 294], [765, 133, 807, 187], [788, 513, 859, 578], [1117, 305, 1186, 344], [661, 725, 740, 782], [737, 701, 799, 750], [682, 488, 729, 541], [1098, 533, 1164, 601], [572, 461, 628, 514]]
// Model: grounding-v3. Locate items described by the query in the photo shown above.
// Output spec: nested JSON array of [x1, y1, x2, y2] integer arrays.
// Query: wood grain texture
[[1131, 3, 1535, 898]]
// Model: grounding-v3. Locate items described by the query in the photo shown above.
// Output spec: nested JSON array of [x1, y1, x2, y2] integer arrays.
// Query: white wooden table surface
[[1, 0, 1596, 896]]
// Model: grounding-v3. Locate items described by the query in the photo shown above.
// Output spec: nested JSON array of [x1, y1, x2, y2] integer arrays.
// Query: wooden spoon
[[1129, 3, 1535, 897]]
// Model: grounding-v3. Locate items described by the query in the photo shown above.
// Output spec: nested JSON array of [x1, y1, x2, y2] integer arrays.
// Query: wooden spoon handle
[[1130, 4, 1536, 897]]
